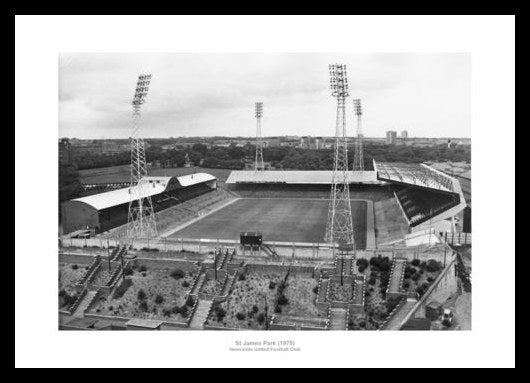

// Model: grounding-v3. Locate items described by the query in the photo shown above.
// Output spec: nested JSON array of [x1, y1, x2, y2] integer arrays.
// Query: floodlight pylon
[[254, 102, 264, 171], [127, 74, 157, 241], [353, 99, 364, 172], [325, 64, 355, 252]]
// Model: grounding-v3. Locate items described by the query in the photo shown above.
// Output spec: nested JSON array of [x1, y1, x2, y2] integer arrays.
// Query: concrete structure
[[226, 170, 381, 185], [61, 173, 217, 235], [386, 131, 398, 145]]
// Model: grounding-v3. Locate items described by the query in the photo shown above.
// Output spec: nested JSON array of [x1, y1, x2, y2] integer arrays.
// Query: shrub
[[162, 308, 172, 317], [137, 289, 147, 301], [113, 278, 133, 299], [416, 283, 430, 298], [71, 264, 79, 270], [356, 258, 369, 273], [385, 296, 402, 313], [252, 305, 259, 314], [277, 294, 289, 306], [123, 265, 134, 276], [238, 274, 246, 281], [182, 281, 190, 288], [427, 276, 435, 283], [313, 286, 319, 295], [138, 265, 147, 273], [411, 273, 421, 282], [59, 289, 66, 298], [425, 260, 441, 273], [403, 281, 410, 289], [172, 306, 182, 315], [257, 313, 266, 325], [215, 307, 227, 321], [170, 269, 185, 280], [411, 259, 421, 267], [154, 294, 164, 305], [368, 277, 377, 286], [269, 281, 277, 290], [274, 306, 282, 314], [139, 301, 148, 312], [236, 312, 246, 321], [180, 305, 189, 318], [186, 296, 195, 307]]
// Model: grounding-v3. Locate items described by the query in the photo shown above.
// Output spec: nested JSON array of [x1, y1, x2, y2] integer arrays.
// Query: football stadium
[[61, 161, 467, 250]]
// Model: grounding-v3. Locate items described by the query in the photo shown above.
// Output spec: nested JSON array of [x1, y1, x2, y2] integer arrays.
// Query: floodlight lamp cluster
[[255, 102, 263, 118], [329, 64, 349, 97], [353, 99, 362, 116], [133, 74, 152, 106]]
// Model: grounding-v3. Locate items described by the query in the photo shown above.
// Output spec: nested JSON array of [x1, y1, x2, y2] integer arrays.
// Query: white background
[[15, 15, 515, 368]]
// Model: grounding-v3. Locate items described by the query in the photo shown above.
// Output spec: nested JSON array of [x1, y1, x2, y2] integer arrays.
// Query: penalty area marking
[[159, 198, 240, 238]]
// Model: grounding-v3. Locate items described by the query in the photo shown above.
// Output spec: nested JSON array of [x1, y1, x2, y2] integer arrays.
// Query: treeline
[[72, 142, 470, 172]]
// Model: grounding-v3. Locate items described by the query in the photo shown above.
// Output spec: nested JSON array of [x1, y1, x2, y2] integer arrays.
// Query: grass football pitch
[[169, 198, 368, 249]]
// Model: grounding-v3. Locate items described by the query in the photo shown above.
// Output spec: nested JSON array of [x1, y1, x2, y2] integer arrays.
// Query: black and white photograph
[[15, 15, 515, 368]]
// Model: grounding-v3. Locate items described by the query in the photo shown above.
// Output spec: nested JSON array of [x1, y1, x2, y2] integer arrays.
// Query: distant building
[[58, 138, 73, 166], [401, 130, 409, 139], [386, 131, 398, 145]]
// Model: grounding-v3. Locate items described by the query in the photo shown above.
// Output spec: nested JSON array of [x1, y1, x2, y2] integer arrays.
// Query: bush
[[425, 260, 441, 273], [427, 276, 435, 283], [416, 283, 430, 298], [138, 265, 147, 273], [123, 265, 134, 276], [252, 305, 259, 314], [215, 306, 226, 321], [411, 273, 421, 282], [137, 289, 147, 301], [274, 306, 282, 314], [236, 312, 246, 321], [112, 278, 133, 299], [257, 313, 266, 325], [238, 274, 246, 281], [186, 296, 195, 307], [139, 301, 148, 312], [368, 277, 377, 285], [162, 308, 172, 317], [313, 286, 319, 295], [269, 281, 277, 290], [277, 294, 289, 306], [154, 294, 164, 305], [71, 264, 79, 270], [356, 258, 369, 273], [369, 256, 391, 272], [411, 259, 421, 267], [170, 269, 185, 280], [59, 289, 66, 298], [179, 305, 189, 318], [403, 281, 410, 289]]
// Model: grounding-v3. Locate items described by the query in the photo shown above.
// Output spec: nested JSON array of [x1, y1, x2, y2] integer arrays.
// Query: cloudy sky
[[59, 53, 470, 139]]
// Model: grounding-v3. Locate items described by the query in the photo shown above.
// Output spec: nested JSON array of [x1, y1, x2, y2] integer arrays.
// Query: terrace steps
[[329, 308, 347, 331], [388, 259, 407, 294], [190, 273, 206, 296], [72, 290, 97, 318], [189, 299, 213, 329], [318, 279, 329, 303], [221, 272, 237, 296]]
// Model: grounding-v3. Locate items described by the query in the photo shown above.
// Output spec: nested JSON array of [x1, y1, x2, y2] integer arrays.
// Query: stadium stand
[[394, 187, 459, 227], [376, 162, 455, 192], [61, 173, 217, 234]]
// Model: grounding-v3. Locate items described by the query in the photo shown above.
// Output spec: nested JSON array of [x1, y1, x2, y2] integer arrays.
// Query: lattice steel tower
[[254, 102, 264, 171], [352, 99, 364, 172], [325, 64, 355, 251], [127, 74, 157, 240]]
